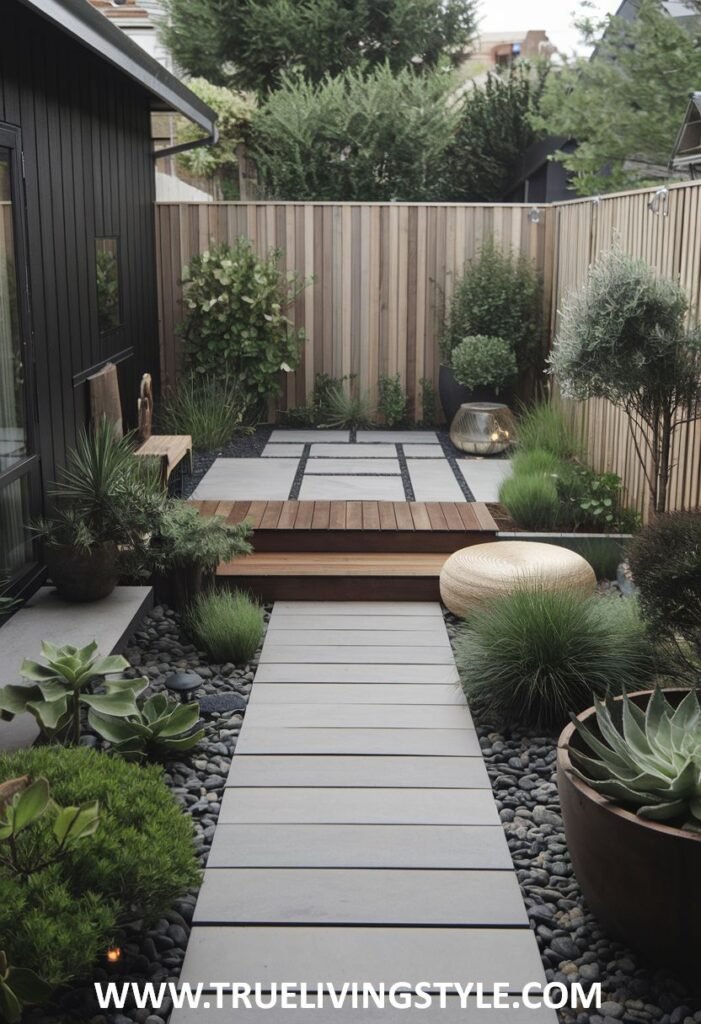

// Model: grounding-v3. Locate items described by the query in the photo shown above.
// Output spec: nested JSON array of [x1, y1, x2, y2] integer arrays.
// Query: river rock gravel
[[444, 611, 701, 1024]]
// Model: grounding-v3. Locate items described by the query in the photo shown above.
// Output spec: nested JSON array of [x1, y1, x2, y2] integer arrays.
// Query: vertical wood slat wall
[[155, 202, 550, 418], [549, 181, 701, 518]]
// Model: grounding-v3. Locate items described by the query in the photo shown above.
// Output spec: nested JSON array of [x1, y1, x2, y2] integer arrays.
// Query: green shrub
[[441, 238, 542, 371], [187, 590, 264, 664], [516, 401, 583, 460], [159, 374, 253, 451], [555, 463, 639, 533], [628, 511, 701, 658], [377, 374, 408, 427], [418, 378, 437, 427], [454, 590, 653, 729], [499, 473, 559, 531], [155, 501, 251, 575], [283, 373, 349, 427], [0, 747, 198, 986], [180, 240, 307, 402], [451, 335, 517, 392], [510, 447, 561, 478], [321, 388, 374, 430]]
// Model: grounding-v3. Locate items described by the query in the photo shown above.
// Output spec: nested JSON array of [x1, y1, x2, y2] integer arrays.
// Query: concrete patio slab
[[172, 999, 555, 1022], [207, 823, 512, 869], [356, 431, 439, 443], [407, 459, 465, 501], [298, 476, 405, 500], [193, 868, 527, 926], [248, 683, 465, 704], [190, 458, 297, 500], [457, 458, 513, 502], [258, 644, 454, 664], [268, 429, 350, 442], [264, 628, 450, 646], [303, 458, 400, 475], [226, 754, 488, 788], [179, 926, 546, 993], [403, 443, 444, 458], [271, 600, 443, 616], [235, 728, 480, 757], [219, 786, 499, 824], [309, 443, 396, 458], [266, 613, 443, 630], [242, 704, 471, 729], [261, 443, 304, 457], [253, 664, 460, 683]]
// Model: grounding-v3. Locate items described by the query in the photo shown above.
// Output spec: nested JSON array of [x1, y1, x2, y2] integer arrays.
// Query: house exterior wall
[[0, 1, 159, 497]]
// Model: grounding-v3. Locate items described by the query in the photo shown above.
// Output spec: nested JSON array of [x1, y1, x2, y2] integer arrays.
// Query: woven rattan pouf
[[440, 540, 597, 618]]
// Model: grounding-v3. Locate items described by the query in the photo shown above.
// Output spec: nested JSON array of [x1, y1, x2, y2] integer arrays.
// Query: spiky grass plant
[[454, 590, 654, 729], [159, 374, 253, 451], [516, 401, 583, 460], [186, 589, 264, 664], [511, 447, 562, 478], [321, 388, 374, 429], [569, 687, 701, 828], [499, 473, 560, 531]]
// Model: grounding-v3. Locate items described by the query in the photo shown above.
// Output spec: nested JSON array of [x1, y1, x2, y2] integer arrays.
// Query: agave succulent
[[88, 693, 204, 761], [569, 687, 701, 827]]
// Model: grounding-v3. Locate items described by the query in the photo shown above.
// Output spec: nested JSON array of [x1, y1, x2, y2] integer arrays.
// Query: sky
[[478, 0, 623, 56]]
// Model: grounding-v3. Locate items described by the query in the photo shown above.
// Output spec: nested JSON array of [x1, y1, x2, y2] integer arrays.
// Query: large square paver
[[309, 443, 396, 458], [298, 476, 405, 500], [261, 443, 304, 457], [193, 868, 527, 926], [407, 458, 465, 501], [457, 458, 513, 502], [403, 444, 443, 458], [190, 459, 297, 500], [268, 429, 349, 443], [357, 430, 439, 443], [303, 458, 400, 475]]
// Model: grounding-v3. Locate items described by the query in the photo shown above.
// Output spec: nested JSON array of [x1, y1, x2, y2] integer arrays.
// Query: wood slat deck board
[[191, 499, 497, 533], [218, 553, 448, 577]]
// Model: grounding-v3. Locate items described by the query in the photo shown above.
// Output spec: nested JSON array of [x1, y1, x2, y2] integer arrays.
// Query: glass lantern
[[449, 402, 516, 455]]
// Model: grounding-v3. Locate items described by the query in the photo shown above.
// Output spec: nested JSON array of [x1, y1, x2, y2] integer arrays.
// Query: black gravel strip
[[444, 610, 701, 1024], [396, 444, 416, 501], [435, 428, 477, 501], [27, 604, 268, 1024], [289, 442, 312, 499], [182, 425, 273, 499]]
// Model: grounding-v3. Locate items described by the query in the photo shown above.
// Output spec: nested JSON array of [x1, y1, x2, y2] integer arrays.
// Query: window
[[95, 237, 121, 333]]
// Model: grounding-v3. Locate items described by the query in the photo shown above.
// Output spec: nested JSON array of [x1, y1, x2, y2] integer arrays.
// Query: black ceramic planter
[[438, 364, 512, 424]]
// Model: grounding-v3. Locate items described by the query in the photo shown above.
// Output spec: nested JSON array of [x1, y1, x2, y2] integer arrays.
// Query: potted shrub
[[36, 423, 166, 602], [441, 335, 517, 422], [557, 688, 701, 975], [151, 501, 252, 611]]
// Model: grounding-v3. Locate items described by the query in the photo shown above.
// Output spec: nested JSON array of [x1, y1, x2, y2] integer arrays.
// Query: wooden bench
[[133, 433, 192, 485]]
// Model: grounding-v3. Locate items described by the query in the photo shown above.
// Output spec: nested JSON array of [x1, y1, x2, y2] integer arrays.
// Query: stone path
[[190, 430, 511, 503], [173, 601, 554, 1022]]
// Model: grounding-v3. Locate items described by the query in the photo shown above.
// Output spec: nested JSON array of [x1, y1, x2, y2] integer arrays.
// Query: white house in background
[[88, 0, 214, 201]]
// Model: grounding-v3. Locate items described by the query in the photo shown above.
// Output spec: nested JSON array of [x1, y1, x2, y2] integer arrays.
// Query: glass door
[[0, 126, 39, 590]]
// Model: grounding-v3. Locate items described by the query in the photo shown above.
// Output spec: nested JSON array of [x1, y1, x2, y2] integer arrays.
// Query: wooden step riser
[[218, 575, 441, 602], [250, 530, 494, 554]]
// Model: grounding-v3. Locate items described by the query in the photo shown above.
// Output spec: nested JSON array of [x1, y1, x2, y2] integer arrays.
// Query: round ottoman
[[440, 540, 596, 618]]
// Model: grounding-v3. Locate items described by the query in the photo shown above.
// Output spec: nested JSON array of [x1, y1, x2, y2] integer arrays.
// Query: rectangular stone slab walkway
[[174, 602, 554, 1022]]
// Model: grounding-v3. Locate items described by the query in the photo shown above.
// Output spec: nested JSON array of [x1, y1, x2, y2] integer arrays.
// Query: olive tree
[[550, 249, 701, 515]]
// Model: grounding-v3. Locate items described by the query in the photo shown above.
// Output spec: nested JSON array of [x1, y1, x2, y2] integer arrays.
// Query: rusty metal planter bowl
[[557, 690, 701, 976]]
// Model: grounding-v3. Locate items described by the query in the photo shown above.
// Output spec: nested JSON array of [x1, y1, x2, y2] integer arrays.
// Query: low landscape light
[[164, 671, 202, 704]]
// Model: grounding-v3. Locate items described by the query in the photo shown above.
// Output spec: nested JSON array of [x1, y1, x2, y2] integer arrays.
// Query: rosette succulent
[[570, 687, 701, 828]]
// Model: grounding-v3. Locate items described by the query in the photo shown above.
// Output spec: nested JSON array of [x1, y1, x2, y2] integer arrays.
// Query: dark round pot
[[438, 364, 513, 424], [155, 564, 213, 612], [557, 689, 701, 975], [44, 541, 119, 602]]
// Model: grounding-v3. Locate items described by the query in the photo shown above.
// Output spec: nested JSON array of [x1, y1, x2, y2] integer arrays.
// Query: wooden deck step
[[192, 499, 497, 553], [218, 551, 448, 601]]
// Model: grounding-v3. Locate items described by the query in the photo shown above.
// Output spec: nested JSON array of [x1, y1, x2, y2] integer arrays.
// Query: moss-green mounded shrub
[[499, 473, 559, 530], [516, 401, 583, 460], [454, 590, 653, 729], [0, 747, 199, 986], [451, 335, 517, 392], [187, 590, 264, 664]]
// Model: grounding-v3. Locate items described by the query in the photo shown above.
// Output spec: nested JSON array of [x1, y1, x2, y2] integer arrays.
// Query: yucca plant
[[89, 693, 204, 762], [569, 688, 701, 828], [0, 641, 147, 745], [321, 388, 374, 429]]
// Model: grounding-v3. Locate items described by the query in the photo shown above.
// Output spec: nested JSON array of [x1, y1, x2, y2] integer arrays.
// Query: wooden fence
[[549, 180, 701, 516], [155, 183, 701, 514], [155, 202, 552, 417]]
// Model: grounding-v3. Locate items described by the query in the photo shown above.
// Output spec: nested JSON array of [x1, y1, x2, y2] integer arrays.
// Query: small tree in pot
[[550, 249, 701, 516]]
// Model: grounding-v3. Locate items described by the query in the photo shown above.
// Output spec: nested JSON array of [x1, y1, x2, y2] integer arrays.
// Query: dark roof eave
[[15, 0, 216, 135]]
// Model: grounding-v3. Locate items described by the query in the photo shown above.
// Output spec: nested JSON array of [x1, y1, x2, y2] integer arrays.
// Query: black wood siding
[[0, 2, 158, 495]]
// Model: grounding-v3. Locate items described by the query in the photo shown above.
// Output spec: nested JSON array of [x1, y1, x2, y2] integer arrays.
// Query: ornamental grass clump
[[498, 473, 559, 531], [454, 590, 653, 729], [159, 373, 254, 451], [569, 687, 701, 829], [186, 590, 264, 664], [516, 401, 583, 460]]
